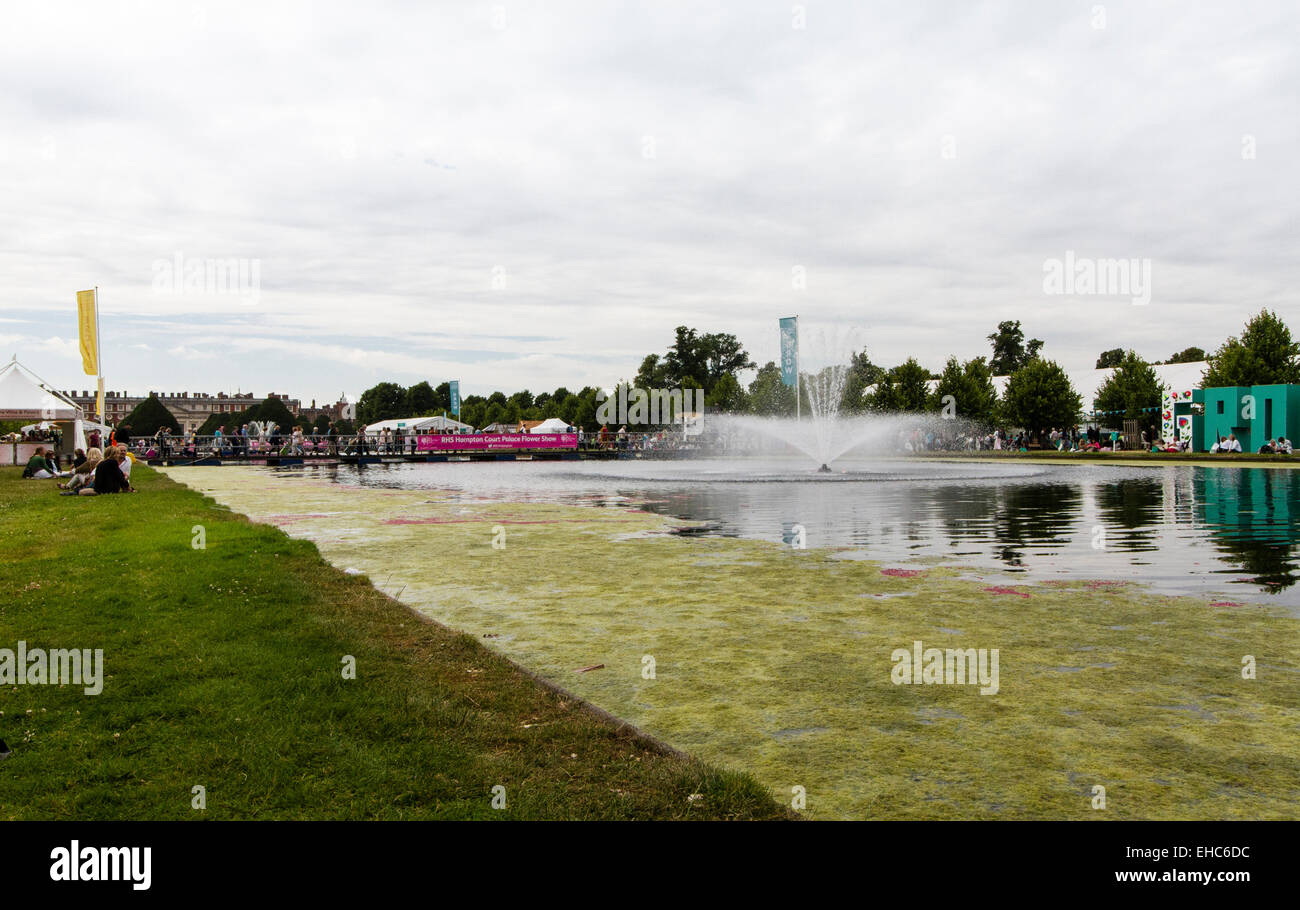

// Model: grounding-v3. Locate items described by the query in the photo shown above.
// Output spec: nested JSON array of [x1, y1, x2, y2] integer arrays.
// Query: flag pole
[[795, 314, 800, 423], [95, 286, 103, 423]]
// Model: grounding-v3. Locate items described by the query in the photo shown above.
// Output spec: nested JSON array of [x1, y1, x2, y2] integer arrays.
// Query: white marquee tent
[[0, 357, 88, 463]]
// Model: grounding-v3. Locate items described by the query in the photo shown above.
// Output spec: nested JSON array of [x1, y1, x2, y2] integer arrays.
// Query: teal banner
[[779, 317, 798, 388], [449, 380, 460, 417]]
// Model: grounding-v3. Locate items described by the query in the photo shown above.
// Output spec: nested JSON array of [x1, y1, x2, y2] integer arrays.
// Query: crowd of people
[[21, 444, 135, 494]]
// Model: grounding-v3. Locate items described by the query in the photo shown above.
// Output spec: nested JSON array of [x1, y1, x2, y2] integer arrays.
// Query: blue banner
[[449, 380, 460, 417], [779, 317, 798, 388]]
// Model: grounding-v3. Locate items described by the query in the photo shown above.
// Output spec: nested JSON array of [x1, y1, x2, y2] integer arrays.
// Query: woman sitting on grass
[[77, 446, 134, 495], [22, 446, 68, 478], [60, 447, 103, 491]]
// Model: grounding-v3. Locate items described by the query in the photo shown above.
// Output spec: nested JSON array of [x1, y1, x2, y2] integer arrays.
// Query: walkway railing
[[123, 432, 697, 459]]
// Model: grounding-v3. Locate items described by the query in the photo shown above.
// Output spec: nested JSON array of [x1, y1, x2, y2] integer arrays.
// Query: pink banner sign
[[416, 433, 578, 452]]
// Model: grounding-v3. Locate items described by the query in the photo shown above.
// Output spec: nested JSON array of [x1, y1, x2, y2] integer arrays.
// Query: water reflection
[[314, 459, 1300, 606]]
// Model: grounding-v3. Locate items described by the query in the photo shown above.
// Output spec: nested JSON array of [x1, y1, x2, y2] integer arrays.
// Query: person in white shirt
[[1225, 434, 1242, 453]]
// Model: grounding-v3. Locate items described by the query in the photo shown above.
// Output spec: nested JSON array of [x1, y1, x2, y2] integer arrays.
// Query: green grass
[[167, 465, 1300, 819], [0, 466, 788, 820]]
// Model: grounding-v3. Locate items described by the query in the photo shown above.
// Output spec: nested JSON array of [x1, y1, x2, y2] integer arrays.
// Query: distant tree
[[747, 361, 796, 416], [658, 326, 756, 394], [634, 354, 671, 389], [869, 359, 931, 412], [1093, 351, 1162, 431], [932, 355, 998, 425], [432, 381, 452, 413], [122, 393, 181, 435], [988, 320, 1043, 375], [1095, 348, 1126, 369], [1164, 346, 1206, 364], [356, 382, 407, 424], [706, 372, 748, 413], [1001, 359, 1082, 435], [311, 413, 332, 434], [839, 350, 885, 415], [333, 418, 354, 435], [1202, 310, 1300, 388], [405, 381, 438, 415]]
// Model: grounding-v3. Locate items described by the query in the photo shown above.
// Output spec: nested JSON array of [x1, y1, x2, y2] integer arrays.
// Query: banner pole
[[95, 286, 103, 422], [795, 315, 800, 423]]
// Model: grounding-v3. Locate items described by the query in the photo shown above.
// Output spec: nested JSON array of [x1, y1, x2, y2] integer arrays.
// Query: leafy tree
[[870, 359, 932, 412], [122, 393, 181, 435], [657, 326, 756, 394], [197, 396, 297, 436], [705, 372, 747, 413], [634, 354, 671, 390], [311, 413, 333, 434], [988, 320, 1043, 375], [333, 418, 354, 435], [1094, 351, 1162, 428], [1202, 310, 1300, 387], [932, 356, 997, 425], [1164, 346, 1205, 364], [405, 381, 438, 415], [356, 382, 407, 424], [1001, 358, 1082, 435], [1095, 348, 1126, 369], [747, 361, 796, 416], [839, 350, 885, 414]]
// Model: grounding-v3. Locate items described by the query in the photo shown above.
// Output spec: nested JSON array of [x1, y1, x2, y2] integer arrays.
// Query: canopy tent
[[0, 359, 81, 420], [0, 358, 87, 461], [362, 415, 475, 434], [529, 417, 575, 434]]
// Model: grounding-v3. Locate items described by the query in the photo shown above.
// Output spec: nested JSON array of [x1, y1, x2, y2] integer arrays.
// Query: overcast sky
[[2, 1, 1296, 405]]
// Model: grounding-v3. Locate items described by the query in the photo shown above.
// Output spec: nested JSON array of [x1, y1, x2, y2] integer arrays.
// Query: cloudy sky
[[1, 1, 1295, 405]]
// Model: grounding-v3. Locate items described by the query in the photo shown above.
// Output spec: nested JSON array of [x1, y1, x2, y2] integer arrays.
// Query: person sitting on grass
[[1278, 437, 1293, 455], [22, 446, 56, 478], [61, 447, 103, 491], [72, 448, 87, 468], [118, 445, 135, 484], [78, 446, 133, 495], [1259, 438, 1278, 454]]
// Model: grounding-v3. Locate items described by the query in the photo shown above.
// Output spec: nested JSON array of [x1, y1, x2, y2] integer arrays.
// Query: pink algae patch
[[266, 514, 331, 525], [881, 568, 925, 578], [983, 586, 1030, 598], [1085, 580, 1129, 590]]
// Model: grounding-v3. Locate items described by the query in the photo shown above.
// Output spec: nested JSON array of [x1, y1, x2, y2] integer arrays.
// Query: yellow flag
[[77, 289, 98, 375], [97, 377, 105, 421]]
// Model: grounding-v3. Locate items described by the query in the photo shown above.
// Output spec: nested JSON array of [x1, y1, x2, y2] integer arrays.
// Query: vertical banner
[[449, 380, 460, 417], [77, 289, 98, 375], [97, 377, 104, 422], [779, 316, 799, 388]]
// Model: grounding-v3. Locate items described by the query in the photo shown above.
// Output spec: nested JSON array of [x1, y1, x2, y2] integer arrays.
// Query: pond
[[304, 457, 1300, 608]]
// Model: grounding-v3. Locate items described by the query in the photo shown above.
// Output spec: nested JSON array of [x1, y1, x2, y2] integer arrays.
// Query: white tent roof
[[0, 359, 81, 420], [363, 415, 474, 433], [529, 417, 574, 433]]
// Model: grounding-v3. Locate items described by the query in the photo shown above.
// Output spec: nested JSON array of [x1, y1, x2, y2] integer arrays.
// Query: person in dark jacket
[[79, 447, 131, 495]]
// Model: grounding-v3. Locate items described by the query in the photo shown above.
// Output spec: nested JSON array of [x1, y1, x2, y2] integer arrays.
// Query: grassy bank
[[0, 466, 788, 820], [167, 465, 1300, 819]]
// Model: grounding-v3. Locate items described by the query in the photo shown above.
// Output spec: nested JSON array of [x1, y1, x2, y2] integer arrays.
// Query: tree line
[[115, 309, 1295, 439]]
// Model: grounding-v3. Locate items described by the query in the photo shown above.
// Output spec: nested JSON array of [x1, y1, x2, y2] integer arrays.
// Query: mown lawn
[[0, 466, 787, 820]]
